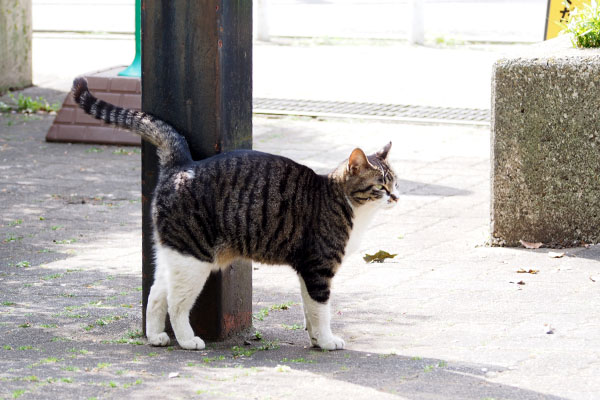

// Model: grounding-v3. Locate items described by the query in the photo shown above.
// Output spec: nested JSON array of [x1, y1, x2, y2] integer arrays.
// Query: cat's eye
[[375, 185, 384, 190]]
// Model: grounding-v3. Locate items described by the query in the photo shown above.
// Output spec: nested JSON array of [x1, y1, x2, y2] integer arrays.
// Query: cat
[[72, 77, 400, 351]]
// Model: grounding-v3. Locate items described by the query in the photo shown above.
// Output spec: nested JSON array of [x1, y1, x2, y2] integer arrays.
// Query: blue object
[[119, 0, 141, 77]]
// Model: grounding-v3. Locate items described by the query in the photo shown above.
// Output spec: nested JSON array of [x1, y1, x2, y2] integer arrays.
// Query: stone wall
[[0, 0, 32, 93], [491, 37, 600, 246]]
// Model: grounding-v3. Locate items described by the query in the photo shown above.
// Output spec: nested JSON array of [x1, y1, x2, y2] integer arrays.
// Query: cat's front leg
[[298, 275, 345, 350]]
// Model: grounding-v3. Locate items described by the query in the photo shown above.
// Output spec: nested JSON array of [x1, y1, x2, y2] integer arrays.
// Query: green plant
[[0, 93, 60, 114], [12, 389, 26, 399], [15, 261, 30, 268], [563, 0, 600, 47]]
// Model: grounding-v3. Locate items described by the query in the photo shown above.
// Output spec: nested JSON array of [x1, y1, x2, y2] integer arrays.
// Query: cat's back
[[153, 149, 329, 264]]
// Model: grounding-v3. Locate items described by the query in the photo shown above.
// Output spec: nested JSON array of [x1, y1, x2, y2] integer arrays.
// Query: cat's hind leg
[[160, 244, 213, 350], [146, 254, 170, 346], [298, 275, 345, 351]]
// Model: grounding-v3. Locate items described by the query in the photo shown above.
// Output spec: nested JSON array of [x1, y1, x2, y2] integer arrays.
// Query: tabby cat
[[72, 77, 399, 351]]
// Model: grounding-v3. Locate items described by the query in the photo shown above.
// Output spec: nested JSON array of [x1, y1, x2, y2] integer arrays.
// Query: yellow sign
[[545, 0, 590, 40]]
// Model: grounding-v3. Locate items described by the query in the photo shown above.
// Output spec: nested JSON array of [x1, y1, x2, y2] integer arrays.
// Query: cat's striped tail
[[72, 77, 192, 168]]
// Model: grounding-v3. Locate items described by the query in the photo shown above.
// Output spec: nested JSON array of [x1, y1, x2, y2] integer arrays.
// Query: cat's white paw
[[315, 335, 345, 351], [178, 336, 205, 350], [147, 332, 170, 347]]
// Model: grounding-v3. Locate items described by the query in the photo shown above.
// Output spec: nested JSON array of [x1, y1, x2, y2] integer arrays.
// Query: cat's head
[[337, 142, 399, 209]]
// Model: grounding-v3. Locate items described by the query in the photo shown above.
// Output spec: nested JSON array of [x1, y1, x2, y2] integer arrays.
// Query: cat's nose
[[389, 194, 398, 202]]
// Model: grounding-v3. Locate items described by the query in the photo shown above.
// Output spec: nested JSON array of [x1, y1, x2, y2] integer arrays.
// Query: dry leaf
[[547, 251, 565, 258], [519, 240, 543, 249], [517, 280, 526, 285], [517, 269, 539, 274], [363, 250, 397, 263]]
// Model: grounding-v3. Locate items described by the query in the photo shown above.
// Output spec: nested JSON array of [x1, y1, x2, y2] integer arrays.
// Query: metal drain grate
[[253, 98, 490, 125]]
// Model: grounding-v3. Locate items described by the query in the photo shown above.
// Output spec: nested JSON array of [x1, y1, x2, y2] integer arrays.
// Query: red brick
[[109, 77, 138, 93], [75, 109, 99, 125], [121, 94, 141, 110], [87, 76, 110, 91], [95, 92, 122, 107], [54, 107, 75, 124]]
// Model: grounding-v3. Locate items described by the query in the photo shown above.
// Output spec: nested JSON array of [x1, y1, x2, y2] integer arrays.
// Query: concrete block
[[491, 37, 600, 246], [0, 0, 32, 92]]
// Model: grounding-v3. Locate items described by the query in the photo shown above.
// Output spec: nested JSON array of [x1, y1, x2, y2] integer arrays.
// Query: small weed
[[12, 389, 26, 399], [411, 356, 422, 360], [4, 345, 13, 350], [281, 323, 302, 330], [40, 324, 57, 329], [62, 366, 79, 372], [147, 352, 158, 357], [15, 261, 30, 268], [127, 329, 143, 339], [61, 377, 74, 383], [281, 357, 314, 364], [22, 376, 38, 382], [257, 340, 279, 351], [4, 234, 23, 243], [97, 362, 111, 369], [42, 273, 63, 280], [1, 301, 16, 306], [53, 238, 77, 244], [86, 147, 103, 153], [9, 219, 23, 226], [51, 225, 62, 231], [202, 355, 226, 364], [231, 346, 256, 358], [113, 148, 141, 155], [563, 0, 600, 48], [252, 330, 263, 340], [51, 336, 71, 342], [270, 301, 296, 311], [18, 323, 31, 328], [423, 365, 435, 372], [68, 348, 89, 355], [109, 381, 118, 388], [1, 93, 60, 113], [17, 346, 36, 351], [438, 361, 448, 368], [253, 307, 269, 321]]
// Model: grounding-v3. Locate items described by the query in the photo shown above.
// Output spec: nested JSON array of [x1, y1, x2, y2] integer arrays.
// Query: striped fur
[[72, 78, 191, 167], [72, 78, 399, 350]]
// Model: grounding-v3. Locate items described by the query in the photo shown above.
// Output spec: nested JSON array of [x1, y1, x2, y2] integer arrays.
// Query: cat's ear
[[348, 148, 374, 175], [376, 141, 392, 160]]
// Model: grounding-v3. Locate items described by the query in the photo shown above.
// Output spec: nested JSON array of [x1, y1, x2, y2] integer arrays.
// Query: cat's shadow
[[179, 341, 566, 400]]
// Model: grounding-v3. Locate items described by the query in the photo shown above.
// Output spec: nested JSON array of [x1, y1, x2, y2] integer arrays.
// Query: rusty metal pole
[[141, 0, 253, 340]]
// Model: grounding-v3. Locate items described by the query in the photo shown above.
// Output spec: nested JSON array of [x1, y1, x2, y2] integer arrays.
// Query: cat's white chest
[[343, 201, 381, 261]]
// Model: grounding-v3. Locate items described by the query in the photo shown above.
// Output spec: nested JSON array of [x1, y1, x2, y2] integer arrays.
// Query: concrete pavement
[[1, 98, 599, 399], [1, 11, 599, 400]]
